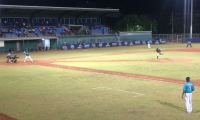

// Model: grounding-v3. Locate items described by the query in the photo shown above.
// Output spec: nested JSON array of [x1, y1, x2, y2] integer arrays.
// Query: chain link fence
[[152, 33, 200, 43]]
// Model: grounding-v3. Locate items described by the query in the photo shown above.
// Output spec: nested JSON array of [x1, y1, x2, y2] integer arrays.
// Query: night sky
[[1, 0, 200, 15]]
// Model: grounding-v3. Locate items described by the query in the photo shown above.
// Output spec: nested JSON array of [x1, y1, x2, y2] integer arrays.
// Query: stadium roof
[[0, 4, 119, 18]]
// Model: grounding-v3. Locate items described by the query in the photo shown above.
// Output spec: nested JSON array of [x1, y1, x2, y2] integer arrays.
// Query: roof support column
[[0, 9, 2, 26]]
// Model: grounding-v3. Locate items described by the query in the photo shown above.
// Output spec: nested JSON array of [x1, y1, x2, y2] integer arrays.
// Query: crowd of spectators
[[0, 21, 71, 37]]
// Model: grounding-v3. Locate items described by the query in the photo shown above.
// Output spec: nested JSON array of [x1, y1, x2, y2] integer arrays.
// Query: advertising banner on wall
[[61, 40, 167, 50]]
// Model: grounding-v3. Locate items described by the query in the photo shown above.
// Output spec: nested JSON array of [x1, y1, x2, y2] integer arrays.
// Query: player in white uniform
[[182, 77, 195, 113], [23, 51, 33, 62], [147, 40, 151, 48]]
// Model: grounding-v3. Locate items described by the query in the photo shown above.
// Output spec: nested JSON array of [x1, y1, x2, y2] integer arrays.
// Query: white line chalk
[[93, 87, 144, 97]]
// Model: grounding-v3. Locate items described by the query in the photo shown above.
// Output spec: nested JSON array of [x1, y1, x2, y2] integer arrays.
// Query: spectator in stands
[[108, 27, 110, 34], [85, 29, 88, 35], [16, 31, 20, 37], [2, 29, 7, 33], [68, 30, 71, 36], [17, 27, 21, 31], [41, 29, 45, 36], [53, 26, 57, 30], [47, 29, 53, 36], [15, 21, 19, 27], [28, 23, 32, 28], [35, 31, 38, 37], [39, 27, 42, 32], [9, 28, 13, 33], [23, 22, 26, 27], [23, 29, 28, 37], [52, 30, 55, 36], [102, 28, 104, 35], [60, 30, 66, 36], [65, 29, 68, 35], [32, 28, 35, 32]]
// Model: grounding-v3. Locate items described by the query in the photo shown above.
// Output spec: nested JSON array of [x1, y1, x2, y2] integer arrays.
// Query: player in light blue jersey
[[182, 77, 195, 113], [186, 40, 192, 48], [23, 50, 33, 62]]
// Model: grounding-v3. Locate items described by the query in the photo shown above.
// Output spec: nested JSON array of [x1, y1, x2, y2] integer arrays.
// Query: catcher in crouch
[[10, 54, 19, 63], [155, 48, 163, 60]]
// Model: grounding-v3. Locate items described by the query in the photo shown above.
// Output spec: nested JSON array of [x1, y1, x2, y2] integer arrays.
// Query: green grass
[[0, 43, 200, 120]]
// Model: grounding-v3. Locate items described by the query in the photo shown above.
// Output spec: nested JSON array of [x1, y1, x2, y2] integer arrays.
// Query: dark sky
[[1, 0, 200, 14]]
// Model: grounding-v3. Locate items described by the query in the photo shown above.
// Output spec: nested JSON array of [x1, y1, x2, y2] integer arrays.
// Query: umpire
[[186, 40, 192, 48], [6, 52, 12, 63]]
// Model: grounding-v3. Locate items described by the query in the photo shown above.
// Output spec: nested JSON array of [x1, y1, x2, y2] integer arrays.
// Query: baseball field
[[0, 43, 200, 120]]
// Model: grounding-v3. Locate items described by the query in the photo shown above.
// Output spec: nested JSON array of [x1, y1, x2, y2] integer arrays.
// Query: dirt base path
[[0, 114, 16, 120]]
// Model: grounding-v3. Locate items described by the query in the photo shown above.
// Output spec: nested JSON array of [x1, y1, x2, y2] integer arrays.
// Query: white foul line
[[93, 87, 144, 97]]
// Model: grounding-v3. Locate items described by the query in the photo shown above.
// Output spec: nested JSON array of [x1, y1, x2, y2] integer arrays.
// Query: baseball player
[[186, 40, 192, 48], [155, 48, 163, 60], [147, 40, 151, 48], [10, 54, 19, 63], [182, 77, 195, 113], [23, 50, 33, 62], [6, 52, 12, 63]]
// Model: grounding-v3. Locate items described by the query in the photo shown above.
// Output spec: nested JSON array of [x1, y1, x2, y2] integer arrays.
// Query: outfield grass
[[0, 43, 200, 120]]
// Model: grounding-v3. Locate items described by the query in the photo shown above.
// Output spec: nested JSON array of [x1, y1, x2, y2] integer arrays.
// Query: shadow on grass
[[192, 110, 200, 113], [156, 100, 185, 112]]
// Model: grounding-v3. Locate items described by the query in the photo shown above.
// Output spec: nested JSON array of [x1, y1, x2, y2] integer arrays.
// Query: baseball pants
[[185, 93, 192, 113], [24, 56, 33, 62]]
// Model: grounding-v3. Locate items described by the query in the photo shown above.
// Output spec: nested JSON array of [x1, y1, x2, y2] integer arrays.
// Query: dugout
[[0, 37, 57, 52]]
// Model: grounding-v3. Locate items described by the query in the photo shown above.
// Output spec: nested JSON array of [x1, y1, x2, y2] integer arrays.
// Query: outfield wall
[[60, 40, 167, 50], [0, 31, 154, 52]]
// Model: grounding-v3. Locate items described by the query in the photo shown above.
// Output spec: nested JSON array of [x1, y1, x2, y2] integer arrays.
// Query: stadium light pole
[[171, 11, 174, 36], [190, 0, 193, 38], [183, 0, 186, 40], [183, 0, 193, 39]]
